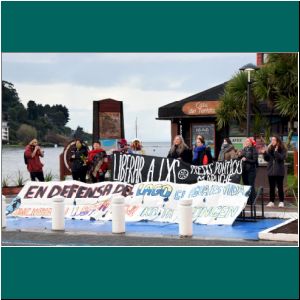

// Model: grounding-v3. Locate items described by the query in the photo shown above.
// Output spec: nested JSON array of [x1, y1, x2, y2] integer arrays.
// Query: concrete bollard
[[112, 196, 125, 234], [2, 195, 6, 228], [52, 197, 65, 231], [178, 199, 193, 237]]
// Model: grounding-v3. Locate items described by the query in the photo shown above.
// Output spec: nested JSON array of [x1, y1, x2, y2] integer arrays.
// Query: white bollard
[[178, 199, 193, 237], [112, 196, 125, 234], [2, 195, 6, 228], [52, 197, 65, 231]]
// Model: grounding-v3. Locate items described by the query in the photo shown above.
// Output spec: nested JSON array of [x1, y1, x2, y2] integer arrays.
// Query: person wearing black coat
[[262, 136, 287, 208], [70, 139, 89, 182], [237, 138, 258, 204], [167, 135, 192, 164], [192, 136, 213, 166]]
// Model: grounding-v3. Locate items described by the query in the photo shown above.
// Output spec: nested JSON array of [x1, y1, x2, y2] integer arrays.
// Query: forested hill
[[2, 81, 92, 146]]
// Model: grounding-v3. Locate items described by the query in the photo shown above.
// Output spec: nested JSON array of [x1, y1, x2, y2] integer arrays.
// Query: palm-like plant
[[254, 53, 298, 147], [217, 53, 298, 147]]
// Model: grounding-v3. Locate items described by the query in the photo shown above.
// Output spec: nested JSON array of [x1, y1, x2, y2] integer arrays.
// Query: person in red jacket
[[24, 139, 45, 181], [87, 141, 108, 182]]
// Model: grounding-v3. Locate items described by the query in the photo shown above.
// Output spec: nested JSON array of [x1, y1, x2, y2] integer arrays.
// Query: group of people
[[24, 133, 287, 207], [24, 137, 145, 184], [167, 134, 287, 207]]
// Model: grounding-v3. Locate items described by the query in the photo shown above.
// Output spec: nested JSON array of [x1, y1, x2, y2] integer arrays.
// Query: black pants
[[268, 176, 284, 203], [242, 170, 256, 204], [72, 170, 87, 183], [30, 172, 45, 182]]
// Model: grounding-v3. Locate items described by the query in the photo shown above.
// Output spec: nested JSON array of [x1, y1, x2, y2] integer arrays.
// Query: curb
[[258, 218, 298, 242], [244, 210, 298, 219]]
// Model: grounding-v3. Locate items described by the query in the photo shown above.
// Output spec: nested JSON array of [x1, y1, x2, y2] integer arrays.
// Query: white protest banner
[[10, 180, 250, 225], [10, 180, 133, 220]]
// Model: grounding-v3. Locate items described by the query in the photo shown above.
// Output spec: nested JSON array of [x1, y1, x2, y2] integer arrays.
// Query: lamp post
[[239, 63, 259, 137]]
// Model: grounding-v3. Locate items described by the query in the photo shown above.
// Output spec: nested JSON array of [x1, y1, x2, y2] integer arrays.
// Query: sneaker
[[266, 202, 275, 207], [278, 202, 285, 208]]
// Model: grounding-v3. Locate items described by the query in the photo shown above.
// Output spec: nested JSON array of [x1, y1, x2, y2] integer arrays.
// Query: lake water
[[1, 142, 170, 185]]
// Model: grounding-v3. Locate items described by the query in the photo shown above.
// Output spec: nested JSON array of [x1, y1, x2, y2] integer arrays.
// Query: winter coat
[[87, 148, 109, 176], [218, 144, 238, 161], [167, 146, 192, 164], [24, 145, 44, 172], [238, 146, 258, 173], [263, 146, 287, 177], [70, 146, 88, 173], [192, 146, 213, 166]]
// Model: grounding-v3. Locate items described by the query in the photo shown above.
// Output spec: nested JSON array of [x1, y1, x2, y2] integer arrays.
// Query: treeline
[[2, 81, 92, 146]]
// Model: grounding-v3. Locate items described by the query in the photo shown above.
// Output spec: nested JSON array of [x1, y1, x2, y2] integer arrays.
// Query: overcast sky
[[2, 53, 256, 142]]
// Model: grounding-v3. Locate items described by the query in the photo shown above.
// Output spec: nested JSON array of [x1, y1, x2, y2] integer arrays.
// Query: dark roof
[[158, 82, 227, 119]]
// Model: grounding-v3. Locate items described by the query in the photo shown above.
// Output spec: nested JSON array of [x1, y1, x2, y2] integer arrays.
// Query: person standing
[[262, 136, 287, 208], [218, 138, 238, 161], [87, 141, 108, 183], [167, 135, 192, 164], [129, 139, 145, 155], [192, 136, 213, 166], [70, 139, 89, 182], [237, 138, 258, 204], [24, 139, 45, 181]]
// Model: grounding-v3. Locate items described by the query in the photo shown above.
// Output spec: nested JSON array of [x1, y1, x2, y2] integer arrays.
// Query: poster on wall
[[230, 137, 246, 150], [191, 124, 215, 157], [99, 112, 121, 139]]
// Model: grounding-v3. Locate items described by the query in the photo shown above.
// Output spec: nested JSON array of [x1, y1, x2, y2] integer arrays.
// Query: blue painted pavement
[[5, 217, 285, 240]]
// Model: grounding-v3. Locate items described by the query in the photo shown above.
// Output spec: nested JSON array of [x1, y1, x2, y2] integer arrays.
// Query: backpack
[[24, 153, 28, 165], [202, 154, 209, 165]]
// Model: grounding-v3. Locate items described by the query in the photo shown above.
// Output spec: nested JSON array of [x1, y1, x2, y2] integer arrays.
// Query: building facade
[[2, 121, 9, 142]]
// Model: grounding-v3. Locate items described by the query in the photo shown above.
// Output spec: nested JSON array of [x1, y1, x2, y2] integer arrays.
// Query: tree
[[253, 53, 298, 147], [216, 53, 298, 146], [16, 124, 37, 145], [2, 81, 21, 113], [27, 100, 38, 120]]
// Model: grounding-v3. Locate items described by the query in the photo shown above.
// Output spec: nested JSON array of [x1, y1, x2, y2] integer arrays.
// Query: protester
[[192, 136, 213, 165], [167, 135, 192, 163], [237, 138, 258, 204], [70, 139, 89, 182], [24, 139, 45, 181], [87, 141, 108, 183], [262, 135, 287, 208], [116, 138, 131, 154], [129, 138, 145, 155], [218, 138, 238, 161]]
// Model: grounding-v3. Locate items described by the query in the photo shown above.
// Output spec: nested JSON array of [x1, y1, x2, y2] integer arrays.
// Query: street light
[[239, 63, 259, 137]]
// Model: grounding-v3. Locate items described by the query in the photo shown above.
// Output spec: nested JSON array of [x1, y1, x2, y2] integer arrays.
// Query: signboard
[[112, 152, 243, 185], [93, 99, 125, 142], [182, 101, 220, 115], [230, 137, 246, 150], [191, 123, 215, 157], [9, 180, 250, 225], [99, 112, 121, 139], [100, 139, 118, 153]]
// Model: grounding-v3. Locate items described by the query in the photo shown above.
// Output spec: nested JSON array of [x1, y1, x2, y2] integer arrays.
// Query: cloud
[[2, 52, 257, 141], [13, 81, 191, 141]]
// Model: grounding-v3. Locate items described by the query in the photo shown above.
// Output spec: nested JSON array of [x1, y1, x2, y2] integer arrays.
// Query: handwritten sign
[[10, 180, 251, 225], [112, 153, 243, 185], [182, 101, 220, 115]]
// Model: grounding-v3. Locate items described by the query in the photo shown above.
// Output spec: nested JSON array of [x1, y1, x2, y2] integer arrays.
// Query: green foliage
[[44, 171, 55, 182], [2, 175, 10, 187], [13, 170, 27, 187], [2, 80, 90, 145], [17, 124, 37, 145], [217, 53, 298, 144]]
